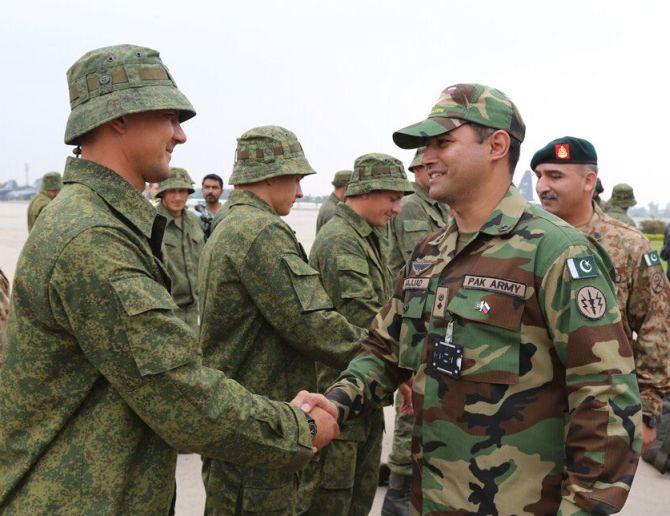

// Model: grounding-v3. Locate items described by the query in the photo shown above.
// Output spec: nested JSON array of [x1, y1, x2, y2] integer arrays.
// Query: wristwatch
[[643, 413, 659, 429], [302, 411, 318, 438]]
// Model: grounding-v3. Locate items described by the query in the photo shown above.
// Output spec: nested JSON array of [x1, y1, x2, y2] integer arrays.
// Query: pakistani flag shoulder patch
[[567, 255, 599, 279], [643, 250, 661, 267]]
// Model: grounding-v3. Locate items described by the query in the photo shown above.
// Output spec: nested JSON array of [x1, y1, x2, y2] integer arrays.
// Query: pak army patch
[[576, 285, 607, 320], [567, 255, 599, 279], [644, 251, 661, 267]]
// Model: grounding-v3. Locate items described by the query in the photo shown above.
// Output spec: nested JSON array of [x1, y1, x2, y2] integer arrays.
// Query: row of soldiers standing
[[1, 42, 670, 515]]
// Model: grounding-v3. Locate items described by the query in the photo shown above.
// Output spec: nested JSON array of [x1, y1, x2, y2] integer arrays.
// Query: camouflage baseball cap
[[228, 126, 316, 185], [156, 167, 195, 197], [331, 170, 352, 187], [610, 183, 637, 208], [41, 172, 62, 191], [65, 44, 196, 145], [393, 84, 525, 149], [345, 153, 414, 198], [409, 147, 426, 171]]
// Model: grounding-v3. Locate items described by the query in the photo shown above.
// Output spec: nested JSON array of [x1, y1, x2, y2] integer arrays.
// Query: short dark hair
[[202, 173, 223, 187], [469, 123, 521, 175]]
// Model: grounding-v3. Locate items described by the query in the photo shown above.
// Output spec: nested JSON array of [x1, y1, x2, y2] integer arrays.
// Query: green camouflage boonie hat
[[332, 170, 352, 187], [229, 126, 316, 185], [610, 183, 637, 208], [409, 147, 426, 171], [41, 172, 62, 191], [393, 83, 525, 149], [65, 44, 196, 145], [156, 167, 195, 197], [345, 153, 414, 198]]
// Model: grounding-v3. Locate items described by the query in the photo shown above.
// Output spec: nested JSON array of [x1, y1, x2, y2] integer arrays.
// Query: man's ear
[[584, 170, 598, 193], [489, 130, 511, 163], [108, 116, 128, 135]]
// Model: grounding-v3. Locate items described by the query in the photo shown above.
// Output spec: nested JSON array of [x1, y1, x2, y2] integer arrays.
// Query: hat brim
[[345, 178, 414, 197], [228, 158, 316, 185], [65, 85, 196, 145], [392, 118, 465, 149]]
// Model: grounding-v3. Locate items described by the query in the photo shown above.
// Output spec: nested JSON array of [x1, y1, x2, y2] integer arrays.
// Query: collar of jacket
[[62, 156, 157, 239], [438, 184, 526, 243], [334, 201, 376, 239], [578, 201, 609, 241], [413, 182, 440, 206], [155, 201, 185, 225], [226, 188, 278, 215]]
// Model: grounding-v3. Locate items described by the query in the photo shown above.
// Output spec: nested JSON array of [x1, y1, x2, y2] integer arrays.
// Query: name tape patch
[[403, 278, 430, 291], [462, 275, 527, 298], [567, 255, 599, 279]]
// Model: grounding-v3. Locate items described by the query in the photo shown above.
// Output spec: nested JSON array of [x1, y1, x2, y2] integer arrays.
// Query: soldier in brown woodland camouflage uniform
[[532, 135, 670, 453]]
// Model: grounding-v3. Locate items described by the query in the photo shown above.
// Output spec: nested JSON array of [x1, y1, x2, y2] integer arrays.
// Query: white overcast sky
[[1, 0, 669, 204]]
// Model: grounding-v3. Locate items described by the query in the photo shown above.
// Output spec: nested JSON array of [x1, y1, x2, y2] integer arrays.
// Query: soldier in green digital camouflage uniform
[[605, 183, 637, 227], [26, 171, 61, 231], [0, 45, 337, 514], [0, 269, 9, 364], [532, 136, 670, 454], [383, 146, 450, 515], [155, 167, 205, 332], [302, 154, 412, 516], [316, 170, 352, 234], [198, 125, 363, 515], [387, 147, 450, 275], [297, 83, 642, 514]]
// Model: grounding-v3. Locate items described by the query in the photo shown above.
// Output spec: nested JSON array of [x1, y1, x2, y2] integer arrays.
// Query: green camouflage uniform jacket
[[577, 203, 670, 416], [326, 185, 641, 515], [198, 189, 363, 514], [26, 191, 52, 232], [604, 204, 636, 227], [388, 182, 450, 275], [155, 203, 204, 330], [0, 158, 314, 514], [310, 201, 393, 410], [315, 192, 340, 234]]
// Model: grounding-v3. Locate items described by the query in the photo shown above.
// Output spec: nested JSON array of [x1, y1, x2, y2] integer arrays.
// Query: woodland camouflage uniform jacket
[[326, 185, 641, 515], [0, 158, 314, 514], [577, 203, 670, 416]]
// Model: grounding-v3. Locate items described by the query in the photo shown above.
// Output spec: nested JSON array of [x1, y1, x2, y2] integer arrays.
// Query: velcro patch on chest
[[462, 275, 527, 298], [403, 278, 430, 291], [411, 260, 433, 275], [644, 251, 661, 267], [566, 255, 599, 279]]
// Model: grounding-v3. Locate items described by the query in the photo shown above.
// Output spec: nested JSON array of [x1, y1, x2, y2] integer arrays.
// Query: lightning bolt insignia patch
[[575, 285, 607, 320]]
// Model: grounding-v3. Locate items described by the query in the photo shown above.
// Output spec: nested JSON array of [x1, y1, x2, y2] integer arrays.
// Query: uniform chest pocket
[[446, 289, 525, 384], [399, 285, 430, 372], [162, 234, 179, 248], [336, 254, 375, 300], [282, 254, 334, 312]]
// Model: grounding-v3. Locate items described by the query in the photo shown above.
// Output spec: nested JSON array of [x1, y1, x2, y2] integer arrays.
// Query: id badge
[[431, 321, 463, 378]]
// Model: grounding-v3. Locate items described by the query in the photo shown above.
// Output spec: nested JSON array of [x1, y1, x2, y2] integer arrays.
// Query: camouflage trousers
[[298, 409, 384, 516], [387, 391, 413, 477], [202, 458, 299, 515]]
